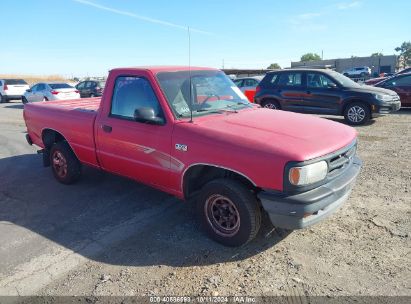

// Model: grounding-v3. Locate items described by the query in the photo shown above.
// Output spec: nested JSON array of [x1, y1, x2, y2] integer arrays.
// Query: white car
[[0, 79, 30, 103], [342, 67, 371, 78], [233, 76, 264, 92], [22, 82, 80, 103]]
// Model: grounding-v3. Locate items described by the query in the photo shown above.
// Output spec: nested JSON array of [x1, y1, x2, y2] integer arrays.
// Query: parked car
[[233, 76, 263, 92], [22, 83, 80, 103], [365, 76, 388, 85], [0, 79, 30, 103], [396, 67, 411, 75], [24, 66, 362, 246], [342, 66, 371, 78], [254, 69, 401, 125], [75, 80, 106, 98], [374, 72, 411, 107]]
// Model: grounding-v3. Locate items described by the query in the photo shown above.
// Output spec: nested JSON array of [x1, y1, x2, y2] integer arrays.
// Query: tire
[[0, 94, 5, 103], [344, 102, 370, 125], [90, 93, 95, 98], [50, 141, 81, 184], [197, 178, 261, 247], [22, 96, 28, 104], [262, 99, 280, 110], [343, 73, 349, 77], [42, 96, 48, 101]]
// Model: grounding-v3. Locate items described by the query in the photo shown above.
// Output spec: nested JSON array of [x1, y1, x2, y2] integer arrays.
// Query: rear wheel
[[262, 99, 280, 110], [22, 96, 28, 104], [42, 96, 48, 101], [50, 141, 81, 184], [344, 102, 370, 125], [0, 94, 6, 103], [197, 179, 261, 247]]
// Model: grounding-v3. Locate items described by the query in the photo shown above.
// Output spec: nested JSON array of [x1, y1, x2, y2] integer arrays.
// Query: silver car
[[22, 82, 80, 103], [233, 76, 263, 92]]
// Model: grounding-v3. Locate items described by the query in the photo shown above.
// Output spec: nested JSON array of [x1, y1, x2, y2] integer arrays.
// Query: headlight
[[374, 93, 392, 102], [288, 161, 328, 186]]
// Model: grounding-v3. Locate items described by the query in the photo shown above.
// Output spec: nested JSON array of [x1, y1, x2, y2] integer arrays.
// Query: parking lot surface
[[0, 101, 410, 297]]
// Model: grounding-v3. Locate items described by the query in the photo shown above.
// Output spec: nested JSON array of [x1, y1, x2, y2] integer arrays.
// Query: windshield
[[329, 71, 361, 88], [156, 70, 251, 118], [48, 83, 73, 89]]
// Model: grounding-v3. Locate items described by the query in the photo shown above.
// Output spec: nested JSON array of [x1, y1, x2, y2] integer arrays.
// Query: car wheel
[[42, 96, 48, 101], [22, 96, 28, 104], [197, 178, 261, 247], [344, 102, 370, 125], [50, 141, 81, 184], [90, 93, 95, 98], [0, 94, 4, 103], [262, 99, 280, 110]]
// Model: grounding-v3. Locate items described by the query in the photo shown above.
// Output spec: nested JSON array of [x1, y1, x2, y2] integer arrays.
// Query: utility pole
[[321, 50, 324, 60], [222, 59, 225, 69]]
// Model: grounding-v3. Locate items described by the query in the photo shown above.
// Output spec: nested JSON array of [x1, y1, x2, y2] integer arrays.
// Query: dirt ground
[[0, 101, 410, 300]]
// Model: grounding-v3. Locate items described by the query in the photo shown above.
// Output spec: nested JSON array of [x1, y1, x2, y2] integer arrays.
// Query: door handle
[[102, 125, 112, 133]]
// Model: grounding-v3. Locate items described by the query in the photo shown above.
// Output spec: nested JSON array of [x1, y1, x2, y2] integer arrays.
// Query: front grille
[[327, 144, 356, 177]]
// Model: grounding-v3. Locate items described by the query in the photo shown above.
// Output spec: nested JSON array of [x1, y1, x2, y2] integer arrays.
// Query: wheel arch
[[341, 98, 371, 115], [182, 164, 258, 200]]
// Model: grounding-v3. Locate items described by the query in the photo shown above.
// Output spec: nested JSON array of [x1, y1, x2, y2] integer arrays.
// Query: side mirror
[[134, 107, 165, 125], [328, 83, 337, 89]]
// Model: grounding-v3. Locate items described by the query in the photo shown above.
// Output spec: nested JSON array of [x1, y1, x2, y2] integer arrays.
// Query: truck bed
[[24, 97, 102, 167]]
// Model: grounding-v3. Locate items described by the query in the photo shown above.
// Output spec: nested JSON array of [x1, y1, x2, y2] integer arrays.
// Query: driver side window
[[110, 76, 163, 121], [307, 73, 337, 88]]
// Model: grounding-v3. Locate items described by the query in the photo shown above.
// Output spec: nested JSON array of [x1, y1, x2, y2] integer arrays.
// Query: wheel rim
[[264, 103, 277, 109], [52, 151, 68, 178], [205, 194, 240, 237], [347, 105, 365, 123]]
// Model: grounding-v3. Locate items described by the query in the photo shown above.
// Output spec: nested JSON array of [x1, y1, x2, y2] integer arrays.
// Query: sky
[[1, 0, 410, 77]]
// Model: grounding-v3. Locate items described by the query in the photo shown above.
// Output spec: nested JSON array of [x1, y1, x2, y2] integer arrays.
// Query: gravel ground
[[0, 101, 410, 300]]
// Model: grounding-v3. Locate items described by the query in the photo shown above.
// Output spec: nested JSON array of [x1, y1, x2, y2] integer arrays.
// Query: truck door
[[95, 75, 173, 191]]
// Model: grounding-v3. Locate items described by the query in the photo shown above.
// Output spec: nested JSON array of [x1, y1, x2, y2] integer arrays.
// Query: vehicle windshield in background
[[330, 71, 362, 88], [156, 70, 251, 118], [5, 79, 28, 85], [98, 81, 106, 88], [48, 83, 73, 89]]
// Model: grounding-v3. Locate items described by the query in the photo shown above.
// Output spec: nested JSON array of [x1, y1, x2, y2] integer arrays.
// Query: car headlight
[[288, 161, 328, 186], [374, 93, 392, 102]]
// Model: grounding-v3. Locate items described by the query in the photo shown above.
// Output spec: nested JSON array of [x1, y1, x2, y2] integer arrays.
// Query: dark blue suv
[[254, 69, 401, 125]]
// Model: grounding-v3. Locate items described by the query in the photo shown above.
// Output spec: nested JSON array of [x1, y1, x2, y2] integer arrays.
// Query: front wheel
[[197, 179, 261, 247], [262, 99, 280, 110], [50, 141, 81, 184], [0, 94, 5, 103], [344, 102, 370, 125]]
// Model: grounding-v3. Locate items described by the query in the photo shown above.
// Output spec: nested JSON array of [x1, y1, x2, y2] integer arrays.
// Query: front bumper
[[258, 155, 362, 229], [373, 101, 401, 115]]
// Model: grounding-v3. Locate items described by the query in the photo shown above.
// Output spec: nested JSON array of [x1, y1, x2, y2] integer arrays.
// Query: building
[[291, 55, 397, 75]]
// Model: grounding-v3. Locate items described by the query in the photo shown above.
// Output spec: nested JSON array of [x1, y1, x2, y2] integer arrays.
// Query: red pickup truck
[[24, 66, 362, 246]]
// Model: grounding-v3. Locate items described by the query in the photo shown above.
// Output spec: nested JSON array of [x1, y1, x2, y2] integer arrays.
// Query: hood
[[347, 84, 397, 96], [185, 108, 357, 161]]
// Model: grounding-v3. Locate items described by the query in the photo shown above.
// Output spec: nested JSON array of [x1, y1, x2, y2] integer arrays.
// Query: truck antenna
[[188, 26, 193, 123]]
